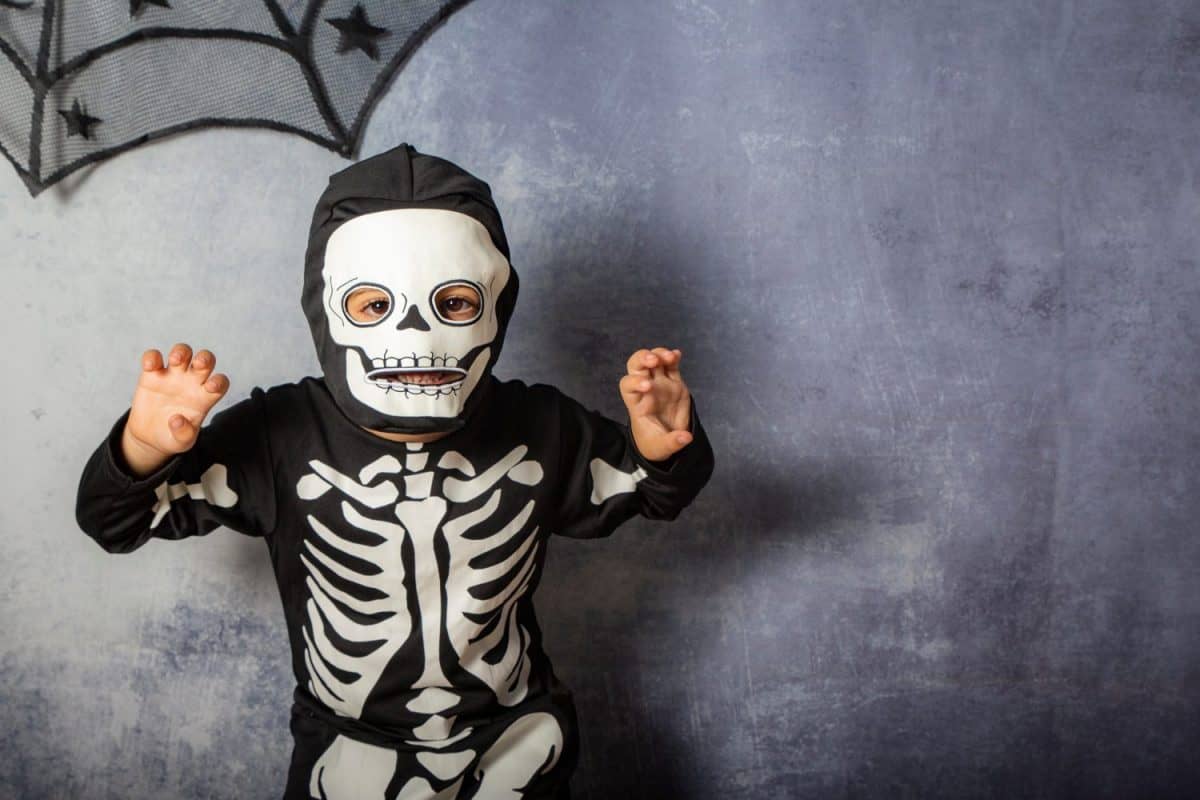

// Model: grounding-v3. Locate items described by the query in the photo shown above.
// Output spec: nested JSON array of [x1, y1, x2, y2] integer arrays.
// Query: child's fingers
[[628, 348, 680, 384], [204, 373, 230, 396], [620, 373, 652, 391], [141, 349, 164, 372], [619, 373, 651, 403], [626, 349, 653, 377], [666, 348, 683, 379], [650, 347, 683, 380], [650, 347, 674, 361], [189, 349, 215, 382], [167, 343, 192, 373], [619, 374, 658, 418]]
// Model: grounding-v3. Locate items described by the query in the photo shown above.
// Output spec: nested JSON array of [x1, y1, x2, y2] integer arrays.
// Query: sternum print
[[395, 496, 453, 689]]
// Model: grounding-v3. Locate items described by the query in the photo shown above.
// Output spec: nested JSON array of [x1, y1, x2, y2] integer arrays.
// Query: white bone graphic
[[588, 458, 647, 505], [297, 443, 559, 794], [442, 489, 541, 706], [309, 735, 397, 800], [474, 712, 564, 798], [150, 463, 238, 529], [297, 459, 399, 507], [301, 502, 413, 720], [308, 715, 562, 800], [437, 450, 475, 476]]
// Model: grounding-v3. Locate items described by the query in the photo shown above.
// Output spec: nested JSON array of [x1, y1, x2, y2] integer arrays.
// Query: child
[[76, 143, 714, 799]]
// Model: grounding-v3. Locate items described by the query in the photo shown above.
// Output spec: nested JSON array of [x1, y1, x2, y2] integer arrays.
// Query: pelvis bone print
[[295, 440, 562, 798]]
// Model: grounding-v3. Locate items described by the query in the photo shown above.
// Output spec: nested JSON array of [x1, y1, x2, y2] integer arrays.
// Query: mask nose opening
[[396, 304, 431, 331]]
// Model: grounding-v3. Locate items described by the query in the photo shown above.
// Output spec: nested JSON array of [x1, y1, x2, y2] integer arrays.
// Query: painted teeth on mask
[[365, 353, 467, 390], [369, 354, 460, 368], [379, 382, 463, 397]]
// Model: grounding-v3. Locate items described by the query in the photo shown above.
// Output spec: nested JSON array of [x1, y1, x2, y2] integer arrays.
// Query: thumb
[[632, 420, 695, 462], [167, 414, 200, 449], [657, 429, 695, 458]]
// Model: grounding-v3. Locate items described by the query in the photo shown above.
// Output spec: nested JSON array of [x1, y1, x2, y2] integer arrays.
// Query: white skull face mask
[[321, 208, 512, 428]]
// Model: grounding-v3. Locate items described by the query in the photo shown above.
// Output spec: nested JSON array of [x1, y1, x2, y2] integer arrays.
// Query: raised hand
[[119, 343, 230, 477], [619, 347, 694, 463]]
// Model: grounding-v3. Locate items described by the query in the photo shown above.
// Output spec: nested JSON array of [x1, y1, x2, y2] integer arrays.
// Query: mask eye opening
[[429, 279, 485, 326], [343, 283, 396, 327]]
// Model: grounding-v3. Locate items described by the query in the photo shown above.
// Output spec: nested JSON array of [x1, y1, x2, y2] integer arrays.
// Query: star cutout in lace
[[326, 4, 391, 61], [58, 99, 102, 139]]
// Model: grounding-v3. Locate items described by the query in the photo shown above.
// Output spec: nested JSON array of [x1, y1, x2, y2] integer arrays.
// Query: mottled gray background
[[2, 1, 1198, 798]]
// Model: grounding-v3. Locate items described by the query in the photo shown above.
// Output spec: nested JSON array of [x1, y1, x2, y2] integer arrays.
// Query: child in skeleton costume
[[75, 144, 714, 800]]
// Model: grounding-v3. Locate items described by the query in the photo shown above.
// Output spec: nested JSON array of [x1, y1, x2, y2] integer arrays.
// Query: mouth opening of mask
[[366, 367, 467, 386], [363, 354, 469, 389]]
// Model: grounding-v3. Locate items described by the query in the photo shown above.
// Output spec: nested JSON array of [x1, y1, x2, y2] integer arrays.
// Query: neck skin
[[362, 426, 453, 443]]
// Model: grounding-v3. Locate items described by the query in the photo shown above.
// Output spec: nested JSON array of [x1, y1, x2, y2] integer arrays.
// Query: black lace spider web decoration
[[0, 0, 472, 196]]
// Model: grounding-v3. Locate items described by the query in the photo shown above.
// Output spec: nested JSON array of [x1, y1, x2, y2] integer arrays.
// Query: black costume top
[[76, 375, 713, 797]]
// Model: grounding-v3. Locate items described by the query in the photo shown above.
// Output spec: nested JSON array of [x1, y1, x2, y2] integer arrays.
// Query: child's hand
[[120, 343, 230, 477], [620, 347, 694, 463]]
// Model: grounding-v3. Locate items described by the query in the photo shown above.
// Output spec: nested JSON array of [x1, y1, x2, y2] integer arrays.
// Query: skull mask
[[323, 208, 510, 427], [303, 144, 518, 435]]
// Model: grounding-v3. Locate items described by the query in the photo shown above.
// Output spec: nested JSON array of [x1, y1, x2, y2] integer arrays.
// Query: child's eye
[[432, 282, 483, 324], [344, 285, 393, 325], [440, 296, 474, 314]]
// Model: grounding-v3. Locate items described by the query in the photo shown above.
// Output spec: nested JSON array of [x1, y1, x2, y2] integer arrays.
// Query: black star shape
[[58, 98, 102, 140], [130, 0, 170, 17], [326, 4, 390, 61]]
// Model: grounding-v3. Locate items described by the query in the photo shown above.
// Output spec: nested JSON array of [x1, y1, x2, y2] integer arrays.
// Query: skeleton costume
[[76, 144, 714, 799]]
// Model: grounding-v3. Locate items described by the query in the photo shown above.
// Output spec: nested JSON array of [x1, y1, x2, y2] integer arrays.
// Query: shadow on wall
[[526, 195, 709, 799], [549, 463, 883, 795], [526, 194, 885, 798], [612, 461, 884, 799]]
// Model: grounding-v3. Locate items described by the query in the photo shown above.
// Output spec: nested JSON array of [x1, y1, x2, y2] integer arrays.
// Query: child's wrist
[[119, 424, 172, 479]]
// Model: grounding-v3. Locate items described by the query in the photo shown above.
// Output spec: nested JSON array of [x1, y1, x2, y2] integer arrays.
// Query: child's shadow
[[519, 203, 875, 798], [539, 461, 866, 799]]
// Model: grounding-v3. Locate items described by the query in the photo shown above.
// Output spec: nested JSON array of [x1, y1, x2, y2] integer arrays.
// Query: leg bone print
[[295, 442, 561, 798]]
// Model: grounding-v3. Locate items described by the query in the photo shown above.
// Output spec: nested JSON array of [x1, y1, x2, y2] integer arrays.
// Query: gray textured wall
[[3, 1, 1198, 798]]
